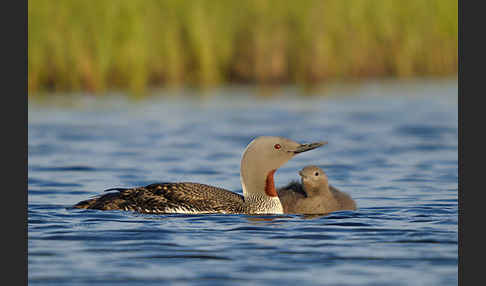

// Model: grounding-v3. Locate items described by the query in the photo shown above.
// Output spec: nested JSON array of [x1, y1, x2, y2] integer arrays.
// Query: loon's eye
[[314, 172, 319, 176], [274, 144, 281, 150]]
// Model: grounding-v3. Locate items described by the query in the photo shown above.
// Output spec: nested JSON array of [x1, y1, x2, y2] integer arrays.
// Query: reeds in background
[[28, 0, 458, 95]]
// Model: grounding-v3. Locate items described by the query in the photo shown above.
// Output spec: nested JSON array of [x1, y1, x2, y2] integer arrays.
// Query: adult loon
[[73, 136, 326, 214]]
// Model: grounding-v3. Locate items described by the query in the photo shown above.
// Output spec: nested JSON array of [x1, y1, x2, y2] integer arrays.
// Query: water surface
[[28, 79, 458, 285]]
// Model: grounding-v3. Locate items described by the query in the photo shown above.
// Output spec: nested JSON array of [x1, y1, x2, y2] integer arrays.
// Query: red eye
[[274, 144, 281, 150]]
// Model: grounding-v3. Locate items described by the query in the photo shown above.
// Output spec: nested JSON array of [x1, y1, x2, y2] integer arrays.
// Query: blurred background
[[28, 0, 457, 95]]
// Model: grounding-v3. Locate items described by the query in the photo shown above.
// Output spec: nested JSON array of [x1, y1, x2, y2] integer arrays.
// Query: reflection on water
[[29, 80, 458, 286]]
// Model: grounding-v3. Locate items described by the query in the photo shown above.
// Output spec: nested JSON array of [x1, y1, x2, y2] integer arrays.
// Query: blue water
[[28, 79, 458, 285]]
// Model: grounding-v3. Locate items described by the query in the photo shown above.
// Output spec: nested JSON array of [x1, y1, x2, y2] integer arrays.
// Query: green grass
[[28, 0, 458, 95]]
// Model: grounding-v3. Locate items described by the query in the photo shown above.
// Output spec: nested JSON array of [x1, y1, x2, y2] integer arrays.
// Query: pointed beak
[[293, 141, 327, 154]]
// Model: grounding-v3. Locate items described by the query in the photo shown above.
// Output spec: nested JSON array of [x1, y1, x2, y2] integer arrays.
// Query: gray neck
[[240, 146, 268, 198], [239, 142, 284, 214], [241, 169, 266, 198], [240, 164, 283, 214]]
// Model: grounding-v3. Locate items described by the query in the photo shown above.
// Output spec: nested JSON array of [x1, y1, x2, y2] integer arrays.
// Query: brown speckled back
[[73, 182, 246, 214]]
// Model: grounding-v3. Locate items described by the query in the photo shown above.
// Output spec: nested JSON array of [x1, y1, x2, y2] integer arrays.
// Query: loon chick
[[278, 166, 356, 214], [73, 136, 326, 214]]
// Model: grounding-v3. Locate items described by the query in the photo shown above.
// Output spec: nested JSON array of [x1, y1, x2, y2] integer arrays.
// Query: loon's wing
[[73, 182, 245, 214]]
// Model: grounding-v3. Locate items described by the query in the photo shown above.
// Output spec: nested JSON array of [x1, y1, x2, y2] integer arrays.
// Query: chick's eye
[[274, 144, 281, 150], [314, 172, 319, 176]]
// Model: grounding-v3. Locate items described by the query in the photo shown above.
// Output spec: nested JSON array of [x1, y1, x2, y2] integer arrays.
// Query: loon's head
[[240, 136, 327, 199]]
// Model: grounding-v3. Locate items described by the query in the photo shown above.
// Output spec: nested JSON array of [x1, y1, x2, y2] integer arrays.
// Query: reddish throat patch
[[265, 169, 278, 197]]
